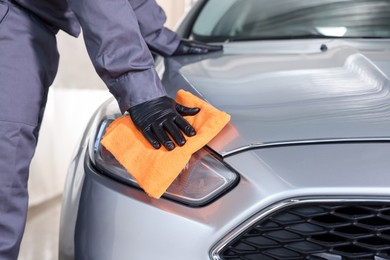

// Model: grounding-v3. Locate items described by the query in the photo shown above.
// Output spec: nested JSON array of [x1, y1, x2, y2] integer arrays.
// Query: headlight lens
[[88, 100, 239, 206]]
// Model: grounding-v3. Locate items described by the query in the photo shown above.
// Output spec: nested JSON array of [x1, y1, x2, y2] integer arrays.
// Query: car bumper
[[61, 140, 390, 260]]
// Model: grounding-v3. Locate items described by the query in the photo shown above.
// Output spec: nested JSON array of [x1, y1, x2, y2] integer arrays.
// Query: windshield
[[191, 0, 390, 41]]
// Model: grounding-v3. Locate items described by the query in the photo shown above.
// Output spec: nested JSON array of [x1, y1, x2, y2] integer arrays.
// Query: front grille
[[220, 202, 390, 259]]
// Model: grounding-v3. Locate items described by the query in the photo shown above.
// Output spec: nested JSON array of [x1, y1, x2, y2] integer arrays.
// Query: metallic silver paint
[[177, 42, 390, 156], [62, 139, 390, 259], [59, 15, 390, 260]]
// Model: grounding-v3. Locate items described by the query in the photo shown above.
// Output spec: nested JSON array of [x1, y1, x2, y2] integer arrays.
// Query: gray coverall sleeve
[[129, 0, 180, 56], [67, 0, 167, 113]]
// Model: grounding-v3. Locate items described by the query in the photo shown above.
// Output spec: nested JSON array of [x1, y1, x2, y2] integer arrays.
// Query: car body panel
[[66, 141, 390, 259], [60, 39, 390, 259], [161, 40, 390, 156]]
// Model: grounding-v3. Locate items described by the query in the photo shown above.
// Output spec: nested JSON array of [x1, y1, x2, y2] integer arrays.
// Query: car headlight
[[87, 99, 239, 206]]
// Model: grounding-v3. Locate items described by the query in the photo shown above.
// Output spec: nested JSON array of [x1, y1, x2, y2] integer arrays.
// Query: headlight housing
[[88, 98, 239, 206]]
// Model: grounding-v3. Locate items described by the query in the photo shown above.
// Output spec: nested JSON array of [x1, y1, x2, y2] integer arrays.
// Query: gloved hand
[[128, 96, 200, 151], [173, 39, 223, 56]]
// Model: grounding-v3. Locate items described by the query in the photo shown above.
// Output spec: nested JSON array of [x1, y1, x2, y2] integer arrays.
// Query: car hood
[[160, 39, 390, 156]]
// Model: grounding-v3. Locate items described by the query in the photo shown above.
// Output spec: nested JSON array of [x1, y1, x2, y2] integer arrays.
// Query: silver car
[[59, 0, 390, 259]]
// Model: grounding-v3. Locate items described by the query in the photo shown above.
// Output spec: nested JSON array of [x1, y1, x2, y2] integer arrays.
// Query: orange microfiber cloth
[[101, 89, 231, 199]]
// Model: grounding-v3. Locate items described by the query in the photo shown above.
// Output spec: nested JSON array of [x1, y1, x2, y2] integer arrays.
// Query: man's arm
[[68, 0, 166, 113], [67, 0, 199, 150], [129, 0, 180, 57], [129, 0, 223, 57]]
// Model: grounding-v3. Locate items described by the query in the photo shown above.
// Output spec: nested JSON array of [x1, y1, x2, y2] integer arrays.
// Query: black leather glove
[[173, 39, 223, 56], [128, 96, 200, 151]]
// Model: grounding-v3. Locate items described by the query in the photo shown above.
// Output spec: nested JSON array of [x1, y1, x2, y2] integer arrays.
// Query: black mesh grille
[[220, 203, 390, 259]]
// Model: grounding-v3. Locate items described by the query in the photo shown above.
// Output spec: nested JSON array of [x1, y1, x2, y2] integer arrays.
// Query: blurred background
[[19, 1, 196, 259]]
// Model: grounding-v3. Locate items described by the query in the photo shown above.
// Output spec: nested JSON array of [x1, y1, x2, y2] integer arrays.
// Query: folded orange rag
[[101, 89, 231, 199]]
